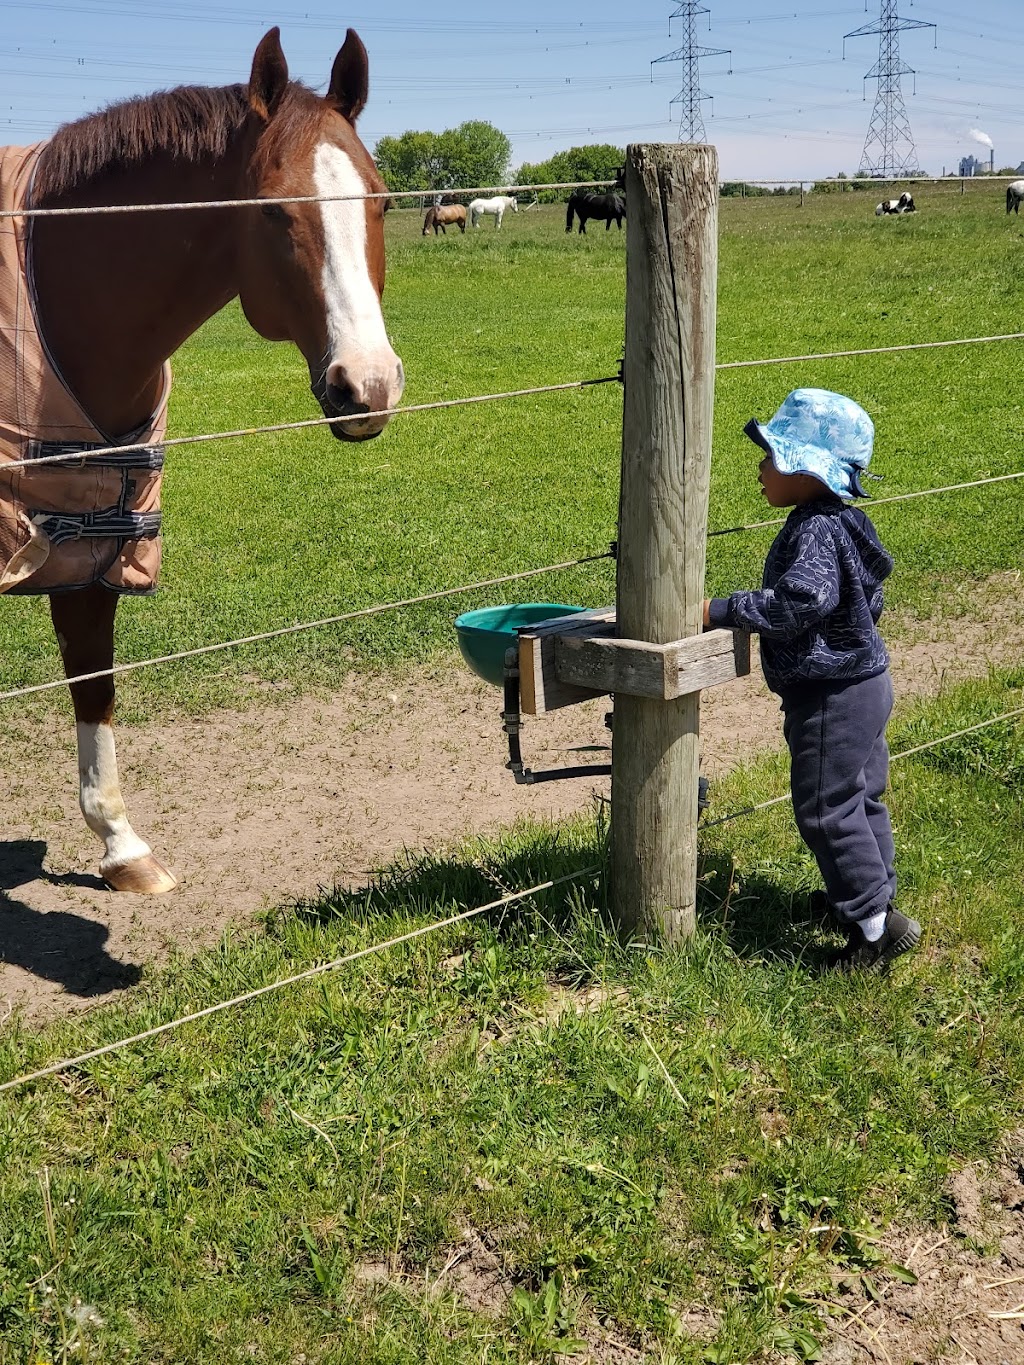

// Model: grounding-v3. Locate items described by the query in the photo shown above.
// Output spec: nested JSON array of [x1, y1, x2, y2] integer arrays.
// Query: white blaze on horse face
[[77, 721, 153, 874], [313, 143, 404, 428]]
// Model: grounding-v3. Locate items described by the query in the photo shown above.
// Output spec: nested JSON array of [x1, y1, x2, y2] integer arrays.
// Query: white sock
[[859, 909, 887, 943]]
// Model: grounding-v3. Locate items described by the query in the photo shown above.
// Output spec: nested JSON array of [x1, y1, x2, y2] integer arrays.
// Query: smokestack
[[991, 149, 995, 173]]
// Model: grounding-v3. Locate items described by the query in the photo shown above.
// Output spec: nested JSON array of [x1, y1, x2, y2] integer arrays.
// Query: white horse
[[1007, 181, 1024, 214], [875, 191, 915, 216], [468, 195, 518, 229]]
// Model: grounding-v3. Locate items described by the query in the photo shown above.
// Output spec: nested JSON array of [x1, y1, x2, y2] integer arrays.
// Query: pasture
[[2, 179, 1024, 1363], [0, 182, 1022, 715], [1, 667, 1023, 1363]]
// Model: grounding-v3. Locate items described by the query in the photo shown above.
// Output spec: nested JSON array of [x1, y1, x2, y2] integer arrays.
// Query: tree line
[[380, 123, 999, 204], [373, 123, 623, 202]]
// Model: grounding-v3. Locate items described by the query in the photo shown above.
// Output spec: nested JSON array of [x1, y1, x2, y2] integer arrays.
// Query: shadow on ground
[[0, 839, 143, 996], [697, 849, 849, 972], [273, 822, 848, 976]]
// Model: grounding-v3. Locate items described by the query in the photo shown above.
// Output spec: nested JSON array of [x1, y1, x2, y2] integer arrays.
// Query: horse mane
[[33, 80, 327, 202]]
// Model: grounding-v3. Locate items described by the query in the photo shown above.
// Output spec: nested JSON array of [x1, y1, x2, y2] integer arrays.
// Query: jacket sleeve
[[708, 522, 842, 640]]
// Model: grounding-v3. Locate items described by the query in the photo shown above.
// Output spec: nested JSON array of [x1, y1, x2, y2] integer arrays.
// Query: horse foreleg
[[50, 586, 177, 893]]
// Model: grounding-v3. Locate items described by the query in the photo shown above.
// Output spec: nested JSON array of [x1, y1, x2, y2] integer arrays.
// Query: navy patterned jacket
[[707, 498, 893, 695]]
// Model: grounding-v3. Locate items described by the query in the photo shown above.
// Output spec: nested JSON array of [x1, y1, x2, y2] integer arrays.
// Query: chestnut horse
[[8, 27, 404, 894], [422, 203, 467, 235]]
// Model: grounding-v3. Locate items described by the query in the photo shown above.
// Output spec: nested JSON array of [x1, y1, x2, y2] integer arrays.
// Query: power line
[[0, 4, 664, 36]]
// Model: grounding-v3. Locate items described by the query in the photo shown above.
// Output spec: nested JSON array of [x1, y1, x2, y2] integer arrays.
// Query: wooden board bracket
[[517, 609, 749, 715]]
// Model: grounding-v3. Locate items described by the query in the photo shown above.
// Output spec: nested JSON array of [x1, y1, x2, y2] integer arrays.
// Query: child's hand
[[702, 599, 712, 629]]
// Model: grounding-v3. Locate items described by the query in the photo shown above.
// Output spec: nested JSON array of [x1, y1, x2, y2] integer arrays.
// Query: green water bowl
[[454, 603, 586, 687]]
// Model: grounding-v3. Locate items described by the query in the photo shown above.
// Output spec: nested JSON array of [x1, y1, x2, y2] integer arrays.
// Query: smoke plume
[[969, 128, 994, 150]]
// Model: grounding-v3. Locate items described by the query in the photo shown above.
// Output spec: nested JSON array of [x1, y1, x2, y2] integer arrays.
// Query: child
[[704, 388, 919, 973]]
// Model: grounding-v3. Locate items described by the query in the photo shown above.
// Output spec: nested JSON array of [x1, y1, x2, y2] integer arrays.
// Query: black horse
[[566, 189, 626, 234]]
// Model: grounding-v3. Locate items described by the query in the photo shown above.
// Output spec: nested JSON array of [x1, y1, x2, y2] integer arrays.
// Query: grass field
[[1, 666, 1023, 1362], [0, 181, 1022, 714], [3, 179, 1024, 1363]]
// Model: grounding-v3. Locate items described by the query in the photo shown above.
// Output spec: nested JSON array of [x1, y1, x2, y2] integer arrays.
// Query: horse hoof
[[102, 852, 178, 894]]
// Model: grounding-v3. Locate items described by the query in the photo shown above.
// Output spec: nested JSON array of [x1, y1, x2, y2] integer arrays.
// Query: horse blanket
[[0, 142, 170, 595]]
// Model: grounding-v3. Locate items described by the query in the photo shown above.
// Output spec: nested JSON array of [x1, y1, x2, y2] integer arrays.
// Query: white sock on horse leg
[[76, 721, 152, 870]]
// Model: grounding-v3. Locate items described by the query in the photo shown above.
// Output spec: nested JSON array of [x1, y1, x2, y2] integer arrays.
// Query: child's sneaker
[[829, 906, 920, 975]]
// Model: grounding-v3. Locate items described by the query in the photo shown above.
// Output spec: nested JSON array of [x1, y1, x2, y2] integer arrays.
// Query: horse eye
[[260, 201, 289, 225]]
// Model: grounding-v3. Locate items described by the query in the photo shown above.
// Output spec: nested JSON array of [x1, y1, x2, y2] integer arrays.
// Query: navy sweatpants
[[780, 671, 896, 926]]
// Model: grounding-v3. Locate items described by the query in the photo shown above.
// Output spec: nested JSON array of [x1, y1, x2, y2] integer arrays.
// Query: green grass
[[1, 183, 1023, 715], [1, 668, 1023, 1363]]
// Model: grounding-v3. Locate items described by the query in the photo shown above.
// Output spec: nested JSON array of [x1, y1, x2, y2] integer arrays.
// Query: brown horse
[[422, 203, 467, 235], [4, 27, 404, 894]]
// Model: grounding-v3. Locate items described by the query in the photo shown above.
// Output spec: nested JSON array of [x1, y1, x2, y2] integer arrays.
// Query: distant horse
[[0, 26, 404, 893], [875, 191, 915, 216], [423, 203, 466, 235], [566, 190, 626, 234], [468, 195, 518, 229], [1007, 181, 1024, 214]]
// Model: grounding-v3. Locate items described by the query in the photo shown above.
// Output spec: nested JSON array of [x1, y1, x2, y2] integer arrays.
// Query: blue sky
[[0, 1, 1021, 181]]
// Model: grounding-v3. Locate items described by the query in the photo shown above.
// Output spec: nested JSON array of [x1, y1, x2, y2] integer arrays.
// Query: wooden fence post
[[612, 143, 718, 944]]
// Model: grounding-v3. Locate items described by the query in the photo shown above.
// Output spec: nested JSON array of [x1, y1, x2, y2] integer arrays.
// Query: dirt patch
[[357, 1229, 646, 1361], [428, 1228, 513, 1318], [352, 1228, 514, 1318], [556, 1328, 646, 1364], [534, 981, 631, 1027], [0, 593, 1022, 1026], [820, 1134, 1024, 1364]]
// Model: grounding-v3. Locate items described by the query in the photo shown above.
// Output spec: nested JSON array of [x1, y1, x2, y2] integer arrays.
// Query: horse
[[875, 191, 915, 216], [565, 190, 626, 234], [1007, 181, 1024, 214], [468, 195, 518, 229], [0, 26, 404, 895], [423, 203, 466, 235]]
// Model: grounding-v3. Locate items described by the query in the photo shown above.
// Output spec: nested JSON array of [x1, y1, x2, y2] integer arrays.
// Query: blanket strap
[[25, 440, 165, 470], [31, 510, 162, 544]]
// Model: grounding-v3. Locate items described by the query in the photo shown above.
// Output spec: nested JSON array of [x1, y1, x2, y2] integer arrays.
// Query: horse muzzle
[[311, 358, 405, 442]]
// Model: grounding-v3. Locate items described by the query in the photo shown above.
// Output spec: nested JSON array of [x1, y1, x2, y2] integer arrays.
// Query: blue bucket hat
[[744, 388, 875, 499]]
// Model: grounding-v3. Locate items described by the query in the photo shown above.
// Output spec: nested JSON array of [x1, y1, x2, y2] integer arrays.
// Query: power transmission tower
[[844, 0, 936, 176], [652, 3, 729, 143]]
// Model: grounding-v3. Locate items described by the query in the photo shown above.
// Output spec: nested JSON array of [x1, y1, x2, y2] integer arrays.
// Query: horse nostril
[[325, 362, 359, 413], [326, 379, 353, 411]]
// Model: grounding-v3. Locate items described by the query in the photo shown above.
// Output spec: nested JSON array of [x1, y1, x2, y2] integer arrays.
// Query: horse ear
[[327, 29, 369, 123], [249, 27, 289, 122]]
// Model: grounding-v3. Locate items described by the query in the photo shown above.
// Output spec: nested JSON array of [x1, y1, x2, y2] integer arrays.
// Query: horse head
[[237, 28, 404, 441]]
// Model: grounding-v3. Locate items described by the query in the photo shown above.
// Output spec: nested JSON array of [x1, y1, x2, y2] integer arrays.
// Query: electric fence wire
[[6, 329, 1024, 476], [0, 548, 616, 703], [4, 697, 1023, 1097], [702, 704, 1024, 830], [0, 866, 602, 1097]]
